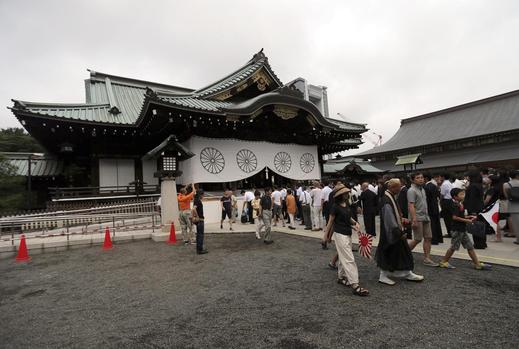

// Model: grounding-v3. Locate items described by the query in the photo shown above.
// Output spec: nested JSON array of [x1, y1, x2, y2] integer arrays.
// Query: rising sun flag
[[479, 201, 500, 232], [357, 231, 373, 259]]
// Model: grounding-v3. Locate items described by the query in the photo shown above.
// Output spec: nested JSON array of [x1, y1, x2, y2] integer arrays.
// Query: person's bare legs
[[467, 249, 480, 265], [408, 239, 419, 251], [441, 247, 455, 264], [423, 238, 433, 260]]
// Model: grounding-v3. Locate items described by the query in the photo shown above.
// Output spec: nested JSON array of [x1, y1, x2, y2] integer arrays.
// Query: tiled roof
[[1, 154, 64, 177], [156, 94, 232, 112], [10, 50, 365, 135], [193, 49, 283, 98], [357, 88, 519, 157]]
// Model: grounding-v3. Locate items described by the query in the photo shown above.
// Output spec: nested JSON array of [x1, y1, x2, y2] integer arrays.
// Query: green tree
[[0, 154, 27, 213], [0, 128, 45, 152]]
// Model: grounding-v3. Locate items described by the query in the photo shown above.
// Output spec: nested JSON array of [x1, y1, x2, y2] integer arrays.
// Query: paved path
[[209, 216, 519, 267], [2, 217, 518, 267]]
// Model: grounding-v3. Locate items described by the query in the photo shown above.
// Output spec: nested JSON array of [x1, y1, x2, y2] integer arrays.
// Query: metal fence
[[0, 197, 159, 235], [0, 212, 162, 247]]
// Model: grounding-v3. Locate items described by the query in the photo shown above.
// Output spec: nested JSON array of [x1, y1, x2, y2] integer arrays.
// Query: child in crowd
[[439, 188, 492, 270]]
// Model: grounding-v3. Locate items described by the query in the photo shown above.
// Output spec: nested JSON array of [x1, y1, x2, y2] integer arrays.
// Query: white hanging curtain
[[177, 136, 320, 184]]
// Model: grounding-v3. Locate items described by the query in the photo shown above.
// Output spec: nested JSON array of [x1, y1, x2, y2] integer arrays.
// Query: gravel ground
[[0, 233, 517, 349]]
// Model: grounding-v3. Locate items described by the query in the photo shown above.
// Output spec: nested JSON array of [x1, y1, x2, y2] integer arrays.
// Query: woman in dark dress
[[376, 178, 424, 285]]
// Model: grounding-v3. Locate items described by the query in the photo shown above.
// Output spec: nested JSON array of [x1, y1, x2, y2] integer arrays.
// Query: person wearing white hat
[[324, 184, 369, 297]]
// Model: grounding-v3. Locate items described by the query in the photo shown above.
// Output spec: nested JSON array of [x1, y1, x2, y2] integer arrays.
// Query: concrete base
[[152, 232, 174, 242]]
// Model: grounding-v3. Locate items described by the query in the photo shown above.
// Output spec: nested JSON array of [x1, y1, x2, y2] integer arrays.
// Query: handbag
[[190, 209, 201, 224], [467, 221, 486, 239]]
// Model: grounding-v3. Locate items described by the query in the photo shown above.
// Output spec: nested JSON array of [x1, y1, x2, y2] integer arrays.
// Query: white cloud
[[1, 0, 518, 157]]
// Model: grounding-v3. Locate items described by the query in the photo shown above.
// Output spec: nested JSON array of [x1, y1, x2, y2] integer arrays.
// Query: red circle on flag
[[492, 212, 499, 224], [360, 235, 369, 247]]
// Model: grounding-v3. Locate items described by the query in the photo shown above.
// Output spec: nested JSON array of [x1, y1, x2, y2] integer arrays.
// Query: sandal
[[337, 278, 350, 287], [352, 285, 369, 297], [328, 262, 338, 270]]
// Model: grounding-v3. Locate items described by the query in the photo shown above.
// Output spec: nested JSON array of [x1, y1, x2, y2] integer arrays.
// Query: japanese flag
[[479, 201, 500, 232]]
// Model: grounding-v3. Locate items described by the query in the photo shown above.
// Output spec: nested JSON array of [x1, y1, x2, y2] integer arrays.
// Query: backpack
[[507, 183, 519, 202]]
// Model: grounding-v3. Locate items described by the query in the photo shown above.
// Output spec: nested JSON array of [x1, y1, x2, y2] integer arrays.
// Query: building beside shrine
[[10, 50, 366, 200], [356, 89, 519, 173]]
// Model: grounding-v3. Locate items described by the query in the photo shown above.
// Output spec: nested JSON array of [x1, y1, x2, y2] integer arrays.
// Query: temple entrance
[[191, 166, 310, 193]]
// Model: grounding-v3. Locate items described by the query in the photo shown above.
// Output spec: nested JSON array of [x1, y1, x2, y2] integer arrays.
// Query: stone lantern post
[[142, 135, 194, 238]]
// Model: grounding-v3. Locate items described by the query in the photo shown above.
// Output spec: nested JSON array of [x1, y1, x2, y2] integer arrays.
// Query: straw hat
[[333, 184, 351, 198]]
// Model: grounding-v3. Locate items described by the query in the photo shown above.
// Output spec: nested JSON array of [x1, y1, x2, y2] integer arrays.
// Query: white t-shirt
[[310, 188, 322, 207], [296, 186, 303, 197], [440, 180, 453, 200], [244, 191, 254, 202], [300, 190, 312, 205], [321, 186, 333, 203], [452, 179, 468, 190], [280, 188, 287, 200], [272, 190, 282, 205]]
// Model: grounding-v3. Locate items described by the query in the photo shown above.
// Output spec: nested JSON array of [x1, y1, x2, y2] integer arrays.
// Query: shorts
[[413, 221, 432, 241], [273, 204, 282, 217], [450, 230, 474, 251], [221, 208, 232, 220]]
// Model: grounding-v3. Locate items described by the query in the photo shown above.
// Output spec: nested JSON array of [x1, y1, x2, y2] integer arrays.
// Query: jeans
[[195, 221, 205, 252], [262, 210, 273, 241], [302, 205, 312, 229]]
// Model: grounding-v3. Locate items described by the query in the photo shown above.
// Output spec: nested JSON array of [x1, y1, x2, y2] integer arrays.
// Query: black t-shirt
[[330, 203, 353, 236], [194, 198, 204, 219], [220, 196, 232, 211], [260, 195, 272, 210], [446, 200, 466, 232]]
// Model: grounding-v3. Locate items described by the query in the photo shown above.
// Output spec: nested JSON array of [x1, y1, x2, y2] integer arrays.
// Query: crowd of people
[[170, 167, 519, 296]]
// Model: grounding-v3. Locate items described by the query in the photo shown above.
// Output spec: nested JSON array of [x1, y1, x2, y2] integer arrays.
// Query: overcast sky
[[1, 0, 518, 155]]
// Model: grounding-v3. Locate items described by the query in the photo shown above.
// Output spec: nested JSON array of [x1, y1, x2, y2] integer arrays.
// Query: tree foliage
[[0, 154, 27, 213], [0, 128, 45, 153]]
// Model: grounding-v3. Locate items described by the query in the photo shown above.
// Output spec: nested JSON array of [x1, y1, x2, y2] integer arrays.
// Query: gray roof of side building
[[370, 140, 519, 172], [1, 153, 64, 177], [357, 88, 519, 157]]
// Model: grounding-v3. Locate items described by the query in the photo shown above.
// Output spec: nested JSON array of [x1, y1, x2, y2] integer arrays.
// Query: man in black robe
[[376, 178, 424, 285], [424, 173, 443, 245], [359, 182, 378, 236]]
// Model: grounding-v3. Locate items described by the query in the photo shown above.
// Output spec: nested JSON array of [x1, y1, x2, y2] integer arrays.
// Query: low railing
[[0, 212, 162, 246], [49, 184, 160, 200], [0, 198, 158, 233]]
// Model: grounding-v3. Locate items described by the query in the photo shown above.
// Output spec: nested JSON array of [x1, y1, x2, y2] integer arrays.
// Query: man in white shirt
[[321, 182, 333, 224], [310, 181, 323, 231], [368, 182, 378, 195], [300, 186, 312, 230], [296, 185, 303, 221], [439, 173, 453, 238], [241, 189, 255, 224], [271, 187, 285, 227], [280, 187, 288, 220]]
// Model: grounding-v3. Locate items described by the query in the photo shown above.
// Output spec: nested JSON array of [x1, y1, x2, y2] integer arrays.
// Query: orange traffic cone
[[166, 222, 177, 244], [15, 234, 31, 262], [103, 227, 113, 250]]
